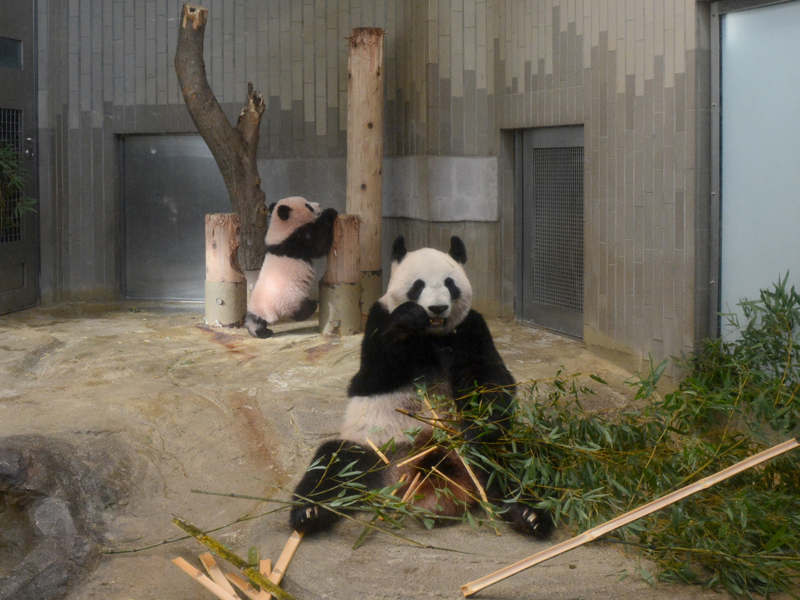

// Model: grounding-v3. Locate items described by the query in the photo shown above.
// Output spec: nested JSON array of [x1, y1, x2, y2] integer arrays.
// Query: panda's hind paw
[[507, 503, 555, 539], [244, 312, 274, 338]]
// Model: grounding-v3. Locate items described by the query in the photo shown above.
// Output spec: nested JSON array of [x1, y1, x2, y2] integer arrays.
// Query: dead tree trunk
[[346, 28, 385, 319], [174, 3, 267, 271], [319, 214, 362, 335]]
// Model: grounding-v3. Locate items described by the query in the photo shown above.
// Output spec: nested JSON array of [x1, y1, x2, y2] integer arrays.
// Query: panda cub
[[289, 235, 553, 538], [245, 196, 338, 339]]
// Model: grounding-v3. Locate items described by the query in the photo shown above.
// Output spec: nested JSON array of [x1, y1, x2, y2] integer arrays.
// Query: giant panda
[[289, 235, 554, 538], [244, 196, 338, 339]]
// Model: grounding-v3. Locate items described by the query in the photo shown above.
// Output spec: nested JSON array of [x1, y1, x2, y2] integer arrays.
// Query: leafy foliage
[[481, 275, 800, 599], [293, 277, 800, 598]]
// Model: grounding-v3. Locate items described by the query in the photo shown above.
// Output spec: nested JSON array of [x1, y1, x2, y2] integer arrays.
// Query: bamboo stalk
[[352, 473, 409, 550], [172, 518, 296, 600], [418, 393, 489, 504], [172, 557, 241, 600], [461, 438, 800, 597]]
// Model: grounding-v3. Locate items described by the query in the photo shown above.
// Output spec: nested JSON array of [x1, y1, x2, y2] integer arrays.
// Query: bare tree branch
[[174, 3, 268, 270]]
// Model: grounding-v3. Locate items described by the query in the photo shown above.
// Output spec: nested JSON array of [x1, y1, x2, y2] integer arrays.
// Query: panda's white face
[[381, 242, 472, 334], [265, 196, 322, 245]]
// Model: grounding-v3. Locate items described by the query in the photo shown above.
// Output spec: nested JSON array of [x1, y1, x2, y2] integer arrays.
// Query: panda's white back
[[248, 255, 315, 323]]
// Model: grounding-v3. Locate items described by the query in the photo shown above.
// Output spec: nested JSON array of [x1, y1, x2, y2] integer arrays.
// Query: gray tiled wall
[[495, 0, 711, 377], [36, 0, 711, 379]]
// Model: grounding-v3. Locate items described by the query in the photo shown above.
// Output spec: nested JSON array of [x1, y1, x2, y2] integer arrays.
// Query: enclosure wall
[[35, 0, 711, 378]]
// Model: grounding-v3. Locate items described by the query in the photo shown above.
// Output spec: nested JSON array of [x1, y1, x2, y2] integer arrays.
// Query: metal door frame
[[0, 1, 39, 314], [710, 0, 799, 333], [514, 125, 585, 338]]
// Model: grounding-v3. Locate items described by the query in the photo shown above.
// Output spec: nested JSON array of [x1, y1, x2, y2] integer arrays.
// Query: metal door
[[0, 2, 38, 314], [122, 135, 229, 301], [516, 127, 584, 337]]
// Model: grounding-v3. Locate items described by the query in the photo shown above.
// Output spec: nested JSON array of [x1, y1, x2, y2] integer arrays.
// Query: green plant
[[0, 139, 37, 234]]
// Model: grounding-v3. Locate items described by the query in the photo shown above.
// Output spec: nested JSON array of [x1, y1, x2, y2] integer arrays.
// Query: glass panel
[[720, 2, 800, 334], [0, 37, 22, 69]]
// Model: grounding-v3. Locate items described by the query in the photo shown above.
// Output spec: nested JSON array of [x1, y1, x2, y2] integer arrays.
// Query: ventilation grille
[[0, 108, 23, 244], [531, 147, 584, 313]]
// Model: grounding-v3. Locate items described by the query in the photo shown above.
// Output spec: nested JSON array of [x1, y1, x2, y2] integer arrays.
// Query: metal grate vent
[[531, 147, 584, 313], [0, 108, 23, 244]]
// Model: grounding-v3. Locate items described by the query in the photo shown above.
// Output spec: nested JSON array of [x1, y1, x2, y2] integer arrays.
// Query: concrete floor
[[0, 302, 732, 600]]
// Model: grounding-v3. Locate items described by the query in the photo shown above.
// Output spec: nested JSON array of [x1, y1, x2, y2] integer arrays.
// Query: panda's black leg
[[290, 440, 386, 534], [290, 298, 318, 322], [244, 312, 274, 339]]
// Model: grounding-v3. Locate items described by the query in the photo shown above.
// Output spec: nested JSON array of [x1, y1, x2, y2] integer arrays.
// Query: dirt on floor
[[0, 302, 728, 600]]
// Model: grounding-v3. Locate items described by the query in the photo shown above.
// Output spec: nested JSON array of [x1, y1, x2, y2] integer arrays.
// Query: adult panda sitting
[[289, 235, 554, 538], [245, 196, 337, 339]]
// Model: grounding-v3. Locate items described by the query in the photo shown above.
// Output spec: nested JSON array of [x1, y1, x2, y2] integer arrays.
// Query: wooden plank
[[226, 572, 270, 600], [172, 557, 241, 600], [199, 552, 238, 596]]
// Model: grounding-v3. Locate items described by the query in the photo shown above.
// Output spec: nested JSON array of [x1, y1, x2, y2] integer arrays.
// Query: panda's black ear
[[391, 236, 407, 263], [449, 236, 467, 264], [268, 202, 277, 215], [277, 204, 293, 221]]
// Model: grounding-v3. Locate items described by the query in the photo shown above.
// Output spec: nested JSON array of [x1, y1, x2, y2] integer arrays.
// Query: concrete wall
[[493, 0, 712, 377], [35, 0, 712, 379]]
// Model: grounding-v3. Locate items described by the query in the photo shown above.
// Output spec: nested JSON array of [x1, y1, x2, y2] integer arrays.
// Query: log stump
[[319, 214, 362, 335], [204, 213, 247, 327]]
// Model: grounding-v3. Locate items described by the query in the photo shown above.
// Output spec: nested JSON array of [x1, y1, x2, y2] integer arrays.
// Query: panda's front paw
[[386, 302, 430, 337], [507, 503, 555, 539], [289, 502, 338, 534], [319, 207, 338, 223]]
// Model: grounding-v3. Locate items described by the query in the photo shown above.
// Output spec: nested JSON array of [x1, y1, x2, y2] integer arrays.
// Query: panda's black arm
[[266, 208, 338, 260], [448, 310, 516, 441], [347, 301, 433, 397]]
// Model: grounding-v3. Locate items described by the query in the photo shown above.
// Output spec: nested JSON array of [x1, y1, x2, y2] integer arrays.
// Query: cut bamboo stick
[[264, 530, 303, 599], [199, 552, 239, 596], [260, 558, 272, 578], [400, 471, 423, 503], [365, 437, 390, 464], [395, 445, 438, 467], [226, 572, 270, 600], [172, 557, 241, 600], [171, 517, 295, 600], [461, 438, 800, 597]]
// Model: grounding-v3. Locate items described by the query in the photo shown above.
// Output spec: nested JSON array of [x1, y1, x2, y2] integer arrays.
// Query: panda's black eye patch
[[407, 279, 425, 301], [445, 277, 461, 300], [305, 203, 314, 212]]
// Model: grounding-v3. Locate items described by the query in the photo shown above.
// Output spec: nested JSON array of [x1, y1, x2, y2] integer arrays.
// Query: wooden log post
[[205, 213, 247, 327], [346, 27, 385, 322], [319, 214, 362, 335]]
